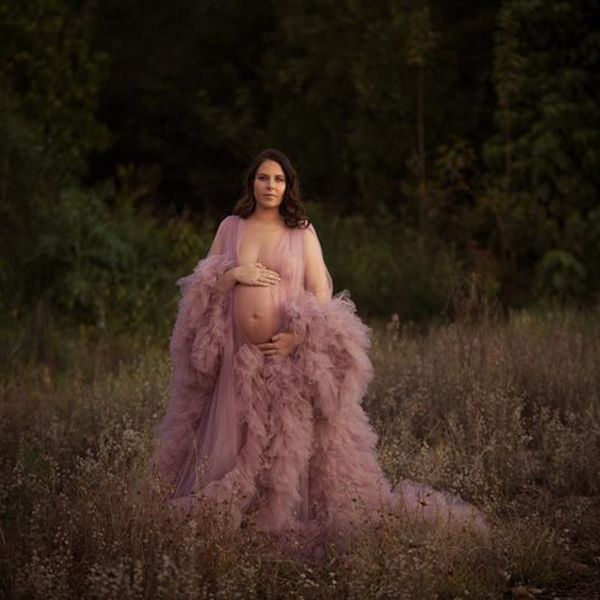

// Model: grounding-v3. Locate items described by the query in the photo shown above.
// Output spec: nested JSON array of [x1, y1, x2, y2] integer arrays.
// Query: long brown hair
[[232, 148, 310, 229]]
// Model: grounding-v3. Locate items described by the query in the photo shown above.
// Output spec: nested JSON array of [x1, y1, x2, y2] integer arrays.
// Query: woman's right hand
[[234, 262, 281, 287]]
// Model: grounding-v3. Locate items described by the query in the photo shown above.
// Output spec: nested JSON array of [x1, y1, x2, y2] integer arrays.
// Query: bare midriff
[[234, 284, 281, 345], [234, 219, 286, 345]]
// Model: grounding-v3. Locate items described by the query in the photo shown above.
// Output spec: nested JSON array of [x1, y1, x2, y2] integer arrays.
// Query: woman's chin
[[258, 201, 281, 210]]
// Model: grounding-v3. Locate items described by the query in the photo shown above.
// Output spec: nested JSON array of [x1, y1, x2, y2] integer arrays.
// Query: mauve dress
[[153, 215, 488, 556]]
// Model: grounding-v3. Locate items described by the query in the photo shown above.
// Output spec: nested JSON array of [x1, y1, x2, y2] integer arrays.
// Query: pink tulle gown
[[152, 215, 488, 558]]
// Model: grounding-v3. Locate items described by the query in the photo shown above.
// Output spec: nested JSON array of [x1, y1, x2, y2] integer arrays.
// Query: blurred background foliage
[[1, 0, 599, 367]]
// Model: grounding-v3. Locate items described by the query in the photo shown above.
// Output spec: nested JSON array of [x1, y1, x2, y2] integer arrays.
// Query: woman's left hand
[[257, 331, 300, 357]]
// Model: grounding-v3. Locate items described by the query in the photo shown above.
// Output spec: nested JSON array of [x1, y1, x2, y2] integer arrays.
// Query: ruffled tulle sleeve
[[282, 288, 390, 528], [287, 222, 374, 418], [153, 218, 237, 486]]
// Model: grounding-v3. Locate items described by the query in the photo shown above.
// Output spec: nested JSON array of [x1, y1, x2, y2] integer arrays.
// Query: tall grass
[[1, 311, 599, 598]]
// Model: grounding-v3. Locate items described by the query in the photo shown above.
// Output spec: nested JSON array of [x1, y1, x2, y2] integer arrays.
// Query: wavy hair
[[232, 148, 310, 229]]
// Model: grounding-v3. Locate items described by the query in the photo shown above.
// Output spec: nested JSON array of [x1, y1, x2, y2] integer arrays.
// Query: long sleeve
[[282, 289, 389, 530], [290, 223, 372, 420], [303, 224, 333, 301], [153, 219, 237, 488], [278, 223, 392, 529]]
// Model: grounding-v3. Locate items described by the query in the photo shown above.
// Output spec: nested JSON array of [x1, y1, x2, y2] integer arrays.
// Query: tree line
[[1, 0, 599, 360]]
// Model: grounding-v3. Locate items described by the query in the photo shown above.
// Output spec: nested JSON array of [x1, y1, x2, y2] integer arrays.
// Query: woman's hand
[[235, 262, 281, 287], [257, 331, 301, 357]]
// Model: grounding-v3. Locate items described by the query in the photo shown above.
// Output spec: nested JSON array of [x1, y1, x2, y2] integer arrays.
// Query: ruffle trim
[[152, 274, 490, 558], [153, 254, 235, 485]]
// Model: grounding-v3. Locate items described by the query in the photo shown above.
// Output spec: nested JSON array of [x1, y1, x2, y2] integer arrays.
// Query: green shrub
[[0, 183, 213, 367], [310, 205, 463, 320]]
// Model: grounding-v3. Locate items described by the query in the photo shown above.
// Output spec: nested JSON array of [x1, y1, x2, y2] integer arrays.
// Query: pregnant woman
[[152, 148, 488, 557]]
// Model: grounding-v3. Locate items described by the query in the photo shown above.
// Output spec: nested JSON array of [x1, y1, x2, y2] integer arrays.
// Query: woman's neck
[[249, 207, 284, 225]]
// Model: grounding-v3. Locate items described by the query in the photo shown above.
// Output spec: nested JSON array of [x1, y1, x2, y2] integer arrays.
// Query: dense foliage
[[484, 0, 600, 300], [1, 0, 599, 361]]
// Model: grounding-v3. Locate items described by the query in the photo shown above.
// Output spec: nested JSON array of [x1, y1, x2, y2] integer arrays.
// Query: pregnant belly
[[234, 285, 282, 345]]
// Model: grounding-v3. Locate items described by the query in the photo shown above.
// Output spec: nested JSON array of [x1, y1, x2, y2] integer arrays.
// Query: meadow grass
[[1, 310, 599, 599]]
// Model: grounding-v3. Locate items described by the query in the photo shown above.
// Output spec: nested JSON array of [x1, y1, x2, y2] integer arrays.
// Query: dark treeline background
[[1, 0, 599, 363]]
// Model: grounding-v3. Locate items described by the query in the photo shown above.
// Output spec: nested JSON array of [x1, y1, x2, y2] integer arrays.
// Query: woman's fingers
[[256, 341, 276, 350], [257, 263, 281, 278], [257, 341, 280, 356], [236, 263, 280, 286], [242, 262, 281, 286], [257, 277, 277, 286], [261, 348, 278, 356], [264, 276, 280, 285], [256, 270, 281, 286]]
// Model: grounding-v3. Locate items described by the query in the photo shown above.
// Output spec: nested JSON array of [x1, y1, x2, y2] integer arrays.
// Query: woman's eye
[[257, 175, 284, 183]]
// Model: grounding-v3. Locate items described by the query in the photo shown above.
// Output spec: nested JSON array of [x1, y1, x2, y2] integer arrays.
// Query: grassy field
[[1, 311, 599, 599]]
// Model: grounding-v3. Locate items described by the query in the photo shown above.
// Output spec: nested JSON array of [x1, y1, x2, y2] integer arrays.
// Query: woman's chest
[[237, 224, 288, 267], [234, 218, 304, 291]]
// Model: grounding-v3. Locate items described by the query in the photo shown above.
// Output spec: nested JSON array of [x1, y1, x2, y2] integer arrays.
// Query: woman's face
[[253, 159, 286, 211]]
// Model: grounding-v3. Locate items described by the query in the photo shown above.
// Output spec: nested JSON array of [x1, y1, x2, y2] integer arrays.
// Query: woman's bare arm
[[304, 225, 333, 302]]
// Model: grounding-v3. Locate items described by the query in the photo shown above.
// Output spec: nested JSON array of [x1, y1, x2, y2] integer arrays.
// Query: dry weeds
[[1, 310, 599, 599]]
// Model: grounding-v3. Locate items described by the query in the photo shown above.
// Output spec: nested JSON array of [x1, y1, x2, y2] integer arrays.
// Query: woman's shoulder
[[216, 214, 241, 232], [221, 214, 240, 225], [298, 220, 323, 258], [299, 219, 318, 237]]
